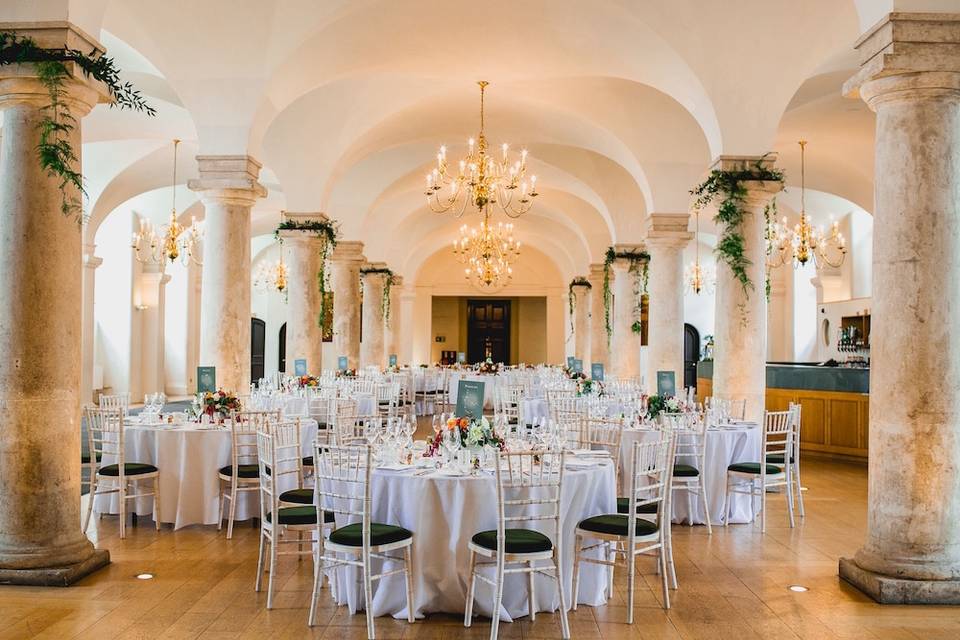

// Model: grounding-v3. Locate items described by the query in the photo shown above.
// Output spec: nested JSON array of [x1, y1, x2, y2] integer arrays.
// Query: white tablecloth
[[520, 398, 626, 425], [93, 419, 318, 529], [331, 461, 616, 620], [619, 424, 761, 525]]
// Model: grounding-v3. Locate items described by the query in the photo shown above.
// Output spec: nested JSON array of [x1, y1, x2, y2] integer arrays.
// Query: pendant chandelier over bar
[[254, 254, 288, 294], [426, 81, 538, 218], [766, 140, 846, 269], [131, 139, 204, 266], [453, 208, 521, 292], [685, 209, 715, 295]]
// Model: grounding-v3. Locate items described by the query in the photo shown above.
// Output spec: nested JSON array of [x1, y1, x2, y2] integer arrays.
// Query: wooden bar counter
[[697, 361, 869, 461]]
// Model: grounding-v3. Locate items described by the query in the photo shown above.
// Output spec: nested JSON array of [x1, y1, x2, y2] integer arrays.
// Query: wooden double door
[[467, 300, 510, 364]]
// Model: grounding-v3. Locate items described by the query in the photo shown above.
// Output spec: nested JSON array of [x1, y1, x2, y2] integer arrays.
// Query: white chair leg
[[153, 477, 162, 531], [119, 478, 126, 540], [82, 475, 96, 534], [266, 536, 277, 610], [217, 482, 225, 531], [571, 535, 582, 611], [686, 487, 693, 527], [527, 560, 536, 622], [626, 548, 636, 624], [785, 470, 796, 529], [606, 541, 615, 598], [464, 550, 477, 627], [553, 553, 570, 640], [404, 545, 415, 624], [307, 547, 321, 626], [363, 548, 375, 640], [721, 474, 730, 526], [255, 531, 266, 592], [667, 529, 678, 590], [701, 481, 712, 535], [760, 478, 767, 534], [226, 482, 238, 539], [489, 555, 505, 640], [794, 463, 806, 517], [658, 543, 671, 610]]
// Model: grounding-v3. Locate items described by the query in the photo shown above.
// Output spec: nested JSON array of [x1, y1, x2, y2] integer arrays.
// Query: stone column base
[[839, 557, 960, 604], [0, 549, 109, 587]]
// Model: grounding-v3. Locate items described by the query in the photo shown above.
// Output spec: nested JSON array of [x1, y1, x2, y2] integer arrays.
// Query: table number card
[[338, 356, 348, 371], [566, 356, 575, 369], [197, 366, 216, 393], [457, 352, 467, 364], [294, 358, 308, 376], [657, 370, 676, 397], [591, 362, 604, 381], [388, 354, 398, 367], [455, 379, 485, 420], [572, 358, 583, 373]]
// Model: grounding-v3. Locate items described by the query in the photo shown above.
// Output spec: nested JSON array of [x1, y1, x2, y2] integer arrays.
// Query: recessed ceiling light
[[135, 573, 154, 580], [788, 584, 808, 592]]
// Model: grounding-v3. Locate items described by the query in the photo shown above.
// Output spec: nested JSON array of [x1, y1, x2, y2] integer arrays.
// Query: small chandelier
[[453, 209, 520, 292], [254, 254, 288, 294], [426, 81, 538, 218], [767, 141, 846, 269], [685, 209, 715, 294], [131, 140, 203, 266]]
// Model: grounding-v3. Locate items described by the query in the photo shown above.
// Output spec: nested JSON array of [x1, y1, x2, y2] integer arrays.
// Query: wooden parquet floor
[[2, 457, 959, 639]]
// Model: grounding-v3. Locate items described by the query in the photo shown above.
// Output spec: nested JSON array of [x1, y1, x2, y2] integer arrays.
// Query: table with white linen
[[520, 398, 626, 425], [331, 459, 616, 620], [619, 423, 761, 525], [93, 419, 318, 529]]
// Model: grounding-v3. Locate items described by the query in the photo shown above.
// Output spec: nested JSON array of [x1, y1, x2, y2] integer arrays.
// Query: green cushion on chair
[[80, 452, 102, 464], [471, 529, 553, 554], [766, 454, 795, 464], [616, 497, 659, 515], [316, 421, 329, 430], [673, 463, 699, 477], [728, 462, 783, 475], [279, 488, 314, 505], [578, 514, 659, 537], [99, 462, 157, 476], [302, 456, 314, 467], [265, 506, 328, 526], [219, 464, 260, 479], [329, 522, 412, 547]]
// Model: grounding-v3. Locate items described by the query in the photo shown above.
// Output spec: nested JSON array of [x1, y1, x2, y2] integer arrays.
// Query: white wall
[[93, 211, 134, 395]]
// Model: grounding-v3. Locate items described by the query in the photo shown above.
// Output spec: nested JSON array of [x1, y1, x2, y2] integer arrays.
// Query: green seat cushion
[[329, 522, 413, 547], [578, 514, 659, 537], [728, 462, 783, 475], [766, 454, 795, 464], [80, 452, 102, 464], [302, 456, 314, 467], [616, 497, 659, 515], [264, 506, 329, 526], [219, 464, 260, 479], [279, 488, 314, 505], [99, 462, 157, 476], [673, 463, 699, 477], [471, 528, 553, 554]]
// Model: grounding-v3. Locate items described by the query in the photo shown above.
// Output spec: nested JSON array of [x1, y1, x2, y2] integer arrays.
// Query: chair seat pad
[[766, 454, 795, 464], [616, 497, 659, 515], [302, 456, 314, 467], [329, 522, 412, 547], [100, 462, 157, 476], [81, 452, 103, 464], [219, 464, 259, 479], [728, 462, 783, 475], [578, 514, 659, 537], [279, 488, 314, 505], [265, 506, 330, 526], [471, 528, 553, 554], [673, 463, 699, 477]]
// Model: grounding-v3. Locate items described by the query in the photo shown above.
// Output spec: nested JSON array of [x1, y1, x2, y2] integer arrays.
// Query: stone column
[[188, 156, 266, 393], [330, 241, 365, 370], [571, 280, 592, 364], [360, 262, 390, 370], [279, 212, 329, 376], [81, 243, 102, 405], [710, 156, 779, 425], [138, 263, 170, 394], [0, 23, 110, 584], [609, 245, 645, 380], [838, 12, 960, 604], [587, 263, 608, 369], [386, 275, 404, 363], [645, 214, 692, 390]]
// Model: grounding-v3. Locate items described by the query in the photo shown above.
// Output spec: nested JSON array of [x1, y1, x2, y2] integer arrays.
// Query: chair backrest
[[85, 405, 124, 469], [314, 443, 372, 544], [763, 410, 794, 470], [492, 449, 566, 553], [257, 420, 303, 524], [789, 402, 802, 457], [665, 412, 706, 470], [581, 416, 624, 457], [625, 433, 673, 535], [229, 410, 279, 470], [99, 392, 130, 416]]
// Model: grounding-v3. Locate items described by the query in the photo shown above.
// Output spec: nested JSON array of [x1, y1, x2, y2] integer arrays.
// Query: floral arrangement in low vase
[[565, 367, 587, 381], [336, 368, 358, 378], [426, 415, 505, 457], [477, 357, 501, 374], [576, 377, 604, 397], [298, 374, 319, 387], [202, 390, 241, 420], [645, 394, 684, 420]]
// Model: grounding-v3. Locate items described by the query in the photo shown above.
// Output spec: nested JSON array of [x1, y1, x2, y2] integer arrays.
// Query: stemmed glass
[[441, 424, 461, 466]]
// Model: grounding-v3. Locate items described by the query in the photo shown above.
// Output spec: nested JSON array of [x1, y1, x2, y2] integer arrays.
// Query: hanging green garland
[[602, 247, 650, 343], [274, 219, 338, 328], [763, 197, 779, 301], [359, 266, 395, 324], [690, 155, 784, 297], [567, 277, 592, 341], [0, 32, 156, 220]]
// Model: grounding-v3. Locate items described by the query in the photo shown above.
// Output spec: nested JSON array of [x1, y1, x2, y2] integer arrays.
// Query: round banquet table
[[93, 418, 318, 529], [619, 423, 761, 525], [330, 459, 616, 620]]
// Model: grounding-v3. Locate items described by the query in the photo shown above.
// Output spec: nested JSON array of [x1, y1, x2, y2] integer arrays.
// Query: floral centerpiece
[[201, 390, 241, 420], [336, 368, 357, 378], [645, 394, 684, 420], [298, 374, 319, 387], [477, 357, 501, 374], [576, 377, 604, 397], [426, 415, 505, 457], [565, 367, 587, 380]]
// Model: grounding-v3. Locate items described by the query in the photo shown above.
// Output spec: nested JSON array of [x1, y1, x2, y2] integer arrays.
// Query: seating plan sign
[[197, 366, 216, 393], [591, 363, 604, 381], [657, 370, 676, 397], [294, 359, 308, 376], [455, 380, 485, 420], [338, 356, 348, 371]]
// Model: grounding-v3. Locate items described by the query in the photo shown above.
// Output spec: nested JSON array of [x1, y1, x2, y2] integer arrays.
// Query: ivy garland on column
[[689, 155, 784, 297], [763, 197, 779, 301], [0, 32, 156, 220], [602, 247, 650, 344], [274, 219, 338, 328], [359, 266, 395, 324], [567, 277, 592, 342]]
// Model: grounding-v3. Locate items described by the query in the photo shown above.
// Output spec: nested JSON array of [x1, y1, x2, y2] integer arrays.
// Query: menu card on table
[[591, 362, 604, 381], [197, 366, 216, 393], [566, 356, 575, 369], [389, 354, 398, 367], [294, 358, 308, 376], [338, 356, 348, 371], [656, 370, 676, 397], [572, 358, 583, 373], [455, 380, 485, 420]]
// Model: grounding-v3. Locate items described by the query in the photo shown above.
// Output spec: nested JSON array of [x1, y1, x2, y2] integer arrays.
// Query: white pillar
[[710, 156, 779, 425], [571, 280, 591, 364], [138, 263, 170, 394], [646, 214, 692, 390], [610, 246, 645, 380], [587, 263, 608, 369], [411, 286, 432, 365], [186, 261, 202, 393], [329, 241, 364, 370], [839, 12, 960, 603], [0, 23, 110, 584], [546, 287, 565, 365], [188, 156, 266, 394], [360, 262, 390, 370], [81, 243, 102, 405], [386, 275, 404, 363], [279, 212, 328, 376]]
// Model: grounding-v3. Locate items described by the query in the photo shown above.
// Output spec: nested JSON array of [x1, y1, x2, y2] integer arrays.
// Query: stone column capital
[[82, 244, 102, 270], [588, 263, 606, 281], [390, 274, 404, 286], [645, 213, 693, 249], [277, 212, 333, 245], [188, 155, 267, 205], [330, 240, 365, 263]]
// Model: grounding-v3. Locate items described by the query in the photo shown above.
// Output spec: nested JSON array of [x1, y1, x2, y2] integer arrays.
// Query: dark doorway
[[467, 299, 511, 364], [251, 317, 266, 383], [278, 322, 287, 373], [683, 323, 700, 390]]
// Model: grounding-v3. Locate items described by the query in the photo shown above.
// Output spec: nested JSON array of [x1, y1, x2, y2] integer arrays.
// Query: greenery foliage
[[0, 32, 156, 220], [274, 218, 339, 328], [360, 266, 395, 324], [602, 247, 650, 343], [567, 277, 592, 341]]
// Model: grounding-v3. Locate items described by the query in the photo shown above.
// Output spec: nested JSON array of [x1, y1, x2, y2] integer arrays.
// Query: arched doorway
[[251, 318, 266, 383], [278, 322, 287, 373], [683, 323, 700, 390]]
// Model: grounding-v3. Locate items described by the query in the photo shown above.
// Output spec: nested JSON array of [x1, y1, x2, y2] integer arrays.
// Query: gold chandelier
[[767, 141, 846, 269], [453, 209, 520, 291], [685, 209, 715, 294], [254, 254, 288, 294], [131, 140, 203, 266], [426, 81, 538, 218]]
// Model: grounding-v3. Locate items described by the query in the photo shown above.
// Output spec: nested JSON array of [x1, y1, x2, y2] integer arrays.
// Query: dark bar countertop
[[697, 360, 869, 394]]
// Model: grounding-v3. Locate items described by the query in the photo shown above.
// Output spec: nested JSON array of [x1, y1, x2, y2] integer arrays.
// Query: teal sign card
[[572, 359, 583, 373], [338, 356, 348, 371], [388, 354, 398, 367], [657, 370, 676, 397], [591, 363, 604, 381], [566, 356, 575, 368], [294, 359, 308, 376], [455, 380, 485, 420], [197, 366, 216, 393], [457, 352, 466, 364]]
